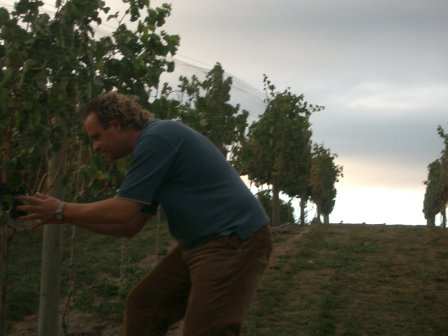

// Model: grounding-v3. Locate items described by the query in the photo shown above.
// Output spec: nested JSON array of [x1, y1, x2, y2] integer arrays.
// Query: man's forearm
[[64, 198, 143, 225], [17, 194, 147, 236], [70, 213, 152, 238]]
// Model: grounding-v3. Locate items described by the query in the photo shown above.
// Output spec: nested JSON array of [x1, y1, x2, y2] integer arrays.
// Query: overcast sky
[[150, 0, 447, 225], [2, 0, 447, 224]]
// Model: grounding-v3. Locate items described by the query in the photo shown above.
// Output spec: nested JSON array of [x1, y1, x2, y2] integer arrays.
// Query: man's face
[[84, 113, 128, 160]]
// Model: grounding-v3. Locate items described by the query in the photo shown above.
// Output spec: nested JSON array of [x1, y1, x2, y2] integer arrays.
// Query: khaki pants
[[124, 225, 273, 336]]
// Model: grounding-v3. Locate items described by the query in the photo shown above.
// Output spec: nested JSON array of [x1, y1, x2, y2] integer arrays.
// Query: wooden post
[[38, 153, 63, 336], [0, 217, 10, 336]]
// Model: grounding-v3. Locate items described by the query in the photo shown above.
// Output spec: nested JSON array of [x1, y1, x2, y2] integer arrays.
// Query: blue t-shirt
[[116, 119, 269, 249]]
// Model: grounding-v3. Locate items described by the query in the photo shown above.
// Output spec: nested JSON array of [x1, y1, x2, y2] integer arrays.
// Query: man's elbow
[[123, 214, 151, 238]]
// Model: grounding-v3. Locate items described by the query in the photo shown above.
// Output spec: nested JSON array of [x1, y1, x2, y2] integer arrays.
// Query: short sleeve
[[116, 135, 176, 205], [141, 201, 159, 215]]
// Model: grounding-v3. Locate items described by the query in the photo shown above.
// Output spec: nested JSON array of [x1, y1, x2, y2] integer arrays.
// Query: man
[[18, 92, 273, 336]]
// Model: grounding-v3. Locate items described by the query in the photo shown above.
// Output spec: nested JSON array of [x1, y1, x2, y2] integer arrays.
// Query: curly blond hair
[[84, 92, 153, 129]]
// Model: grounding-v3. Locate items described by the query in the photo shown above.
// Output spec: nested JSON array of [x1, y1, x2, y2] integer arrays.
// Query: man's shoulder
[[143, 119, 189, 135], [136, 119, 193, 151]]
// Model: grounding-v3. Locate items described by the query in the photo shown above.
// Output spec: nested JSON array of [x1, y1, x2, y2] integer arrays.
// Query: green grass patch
[[242, 224, 448, 336]]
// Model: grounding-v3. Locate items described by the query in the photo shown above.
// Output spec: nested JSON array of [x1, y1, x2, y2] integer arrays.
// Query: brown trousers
[[124, 225, 273, 336]]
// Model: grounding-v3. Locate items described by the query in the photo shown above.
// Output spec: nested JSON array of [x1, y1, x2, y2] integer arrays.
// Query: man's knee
[[124, 297, 166, 336]]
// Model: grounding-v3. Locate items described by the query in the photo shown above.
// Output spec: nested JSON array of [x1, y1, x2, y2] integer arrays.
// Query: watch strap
[[55, 201, 66, 220]]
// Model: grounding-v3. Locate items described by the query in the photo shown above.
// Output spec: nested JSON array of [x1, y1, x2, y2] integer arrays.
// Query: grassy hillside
[[243, 224, 448, 336], [5, 223, 448, 335]]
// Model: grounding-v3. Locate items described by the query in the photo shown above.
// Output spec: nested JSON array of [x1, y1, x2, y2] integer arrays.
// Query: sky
[[2, 0, 447, 225]]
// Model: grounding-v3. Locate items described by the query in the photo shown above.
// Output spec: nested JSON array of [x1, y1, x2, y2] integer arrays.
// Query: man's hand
[[16, 192, 61, 227]]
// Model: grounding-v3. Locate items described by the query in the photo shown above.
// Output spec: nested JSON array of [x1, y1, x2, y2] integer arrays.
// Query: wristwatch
[[55, 202, 66, 221]]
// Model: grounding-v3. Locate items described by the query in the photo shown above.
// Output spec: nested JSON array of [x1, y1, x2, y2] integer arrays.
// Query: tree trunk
[[38, 154, 63, 336], [271, 184, 280, 227], [0, 136, 11, 336], [0, 219, 11, 336], [315, 205, 322, 224], [299, 196, 306, 226], [323, 213, 330, 225], [441, 207, 447, 229]]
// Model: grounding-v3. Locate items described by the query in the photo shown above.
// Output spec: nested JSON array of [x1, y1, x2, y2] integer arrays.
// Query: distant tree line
[[423, 126, 448, 228]]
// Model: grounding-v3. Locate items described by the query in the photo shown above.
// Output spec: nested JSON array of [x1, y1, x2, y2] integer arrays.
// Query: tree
[[309, 144, 343, 224], [256, 190, 296, 225], [178, 63, 249, 157], [233, 76, 322, 226], [100, 2, 178, 105], [0, 1, 178, 334], [423, 126, 448, 227], [423, 159, 444, 227], [1, 0, 179, 189], [149, 82, 182, 120]]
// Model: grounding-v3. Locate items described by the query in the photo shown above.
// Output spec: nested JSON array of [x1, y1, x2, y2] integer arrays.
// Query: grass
[[4, 222, 448, 335], [4, 217, 172, 333], [242, 224, 448, 336]]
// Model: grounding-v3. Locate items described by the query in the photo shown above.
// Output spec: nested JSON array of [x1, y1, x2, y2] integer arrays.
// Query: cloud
[[312, 108, 444, 165], [345, 83, 448, 111], [159, 0, 448, 90]]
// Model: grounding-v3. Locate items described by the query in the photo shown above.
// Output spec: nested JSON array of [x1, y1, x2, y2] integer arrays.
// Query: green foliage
[[233, 75, 323, 225], [0, 0, 179, 201], [256, 190, 296, 225], [0, 1, 178, 332], [150, 82, 182, 120], [151, 63, 249, 158], [101, 3, 179, 104], [310, 144, 343, 224], [423, 126, 448, 227], [423, 160, 444, 225], [177, 63, 249, 156]]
